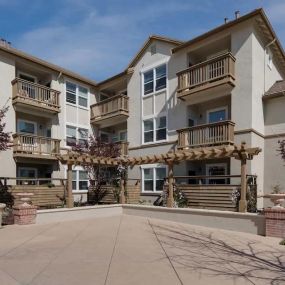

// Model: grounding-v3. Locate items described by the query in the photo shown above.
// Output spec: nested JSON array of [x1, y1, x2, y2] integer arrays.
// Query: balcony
[[177, 120, 235, 149], [12, 78, 60, 115], [90, 94, 129, 128], [115, 141, 129, 156], [177, 53, 235, 103], [13, 133, 60, 160]]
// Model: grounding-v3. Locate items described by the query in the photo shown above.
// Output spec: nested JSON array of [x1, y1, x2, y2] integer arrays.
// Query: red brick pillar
[[264, 208, 285, 238], [13, 205, 37, 225]]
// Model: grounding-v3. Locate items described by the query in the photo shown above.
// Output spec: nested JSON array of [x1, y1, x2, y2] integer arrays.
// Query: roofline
[[172, 8, 285, 62], [0, 45, 97, 87], [127, 34, 184, 68], [97, 70, 128, 87]]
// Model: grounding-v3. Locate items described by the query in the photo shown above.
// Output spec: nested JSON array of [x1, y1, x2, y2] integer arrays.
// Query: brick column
[[264, 208, 285, 238], [13, 205, 37, 225]]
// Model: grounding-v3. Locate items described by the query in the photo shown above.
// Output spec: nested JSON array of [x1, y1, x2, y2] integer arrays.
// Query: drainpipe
[[264, 38, 276, 93]]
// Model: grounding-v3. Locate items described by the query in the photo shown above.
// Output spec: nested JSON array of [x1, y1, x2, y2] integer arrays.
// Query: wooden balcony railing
[[177, 53, 235, 96], [12, 78, 60, 112], [177, 120, 235, 149], [13, 133, 61, 156], [115, 141, 129, 156], [90, 94, 129, 122]]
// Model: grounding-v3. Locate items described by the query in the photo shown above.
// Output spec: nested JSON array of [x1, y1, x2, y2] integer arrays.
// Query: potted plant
[[265, 185, 285, 208]]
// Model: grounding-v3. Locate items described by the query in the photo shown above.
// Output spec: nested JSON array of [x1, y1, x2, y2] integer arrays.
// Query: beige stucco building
[[0, 8, 284, 209]]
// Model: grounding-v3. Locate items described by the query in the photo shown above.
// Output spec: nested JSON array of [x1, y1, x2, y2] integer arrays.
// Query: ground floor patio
[[0, 214, 284, 285]]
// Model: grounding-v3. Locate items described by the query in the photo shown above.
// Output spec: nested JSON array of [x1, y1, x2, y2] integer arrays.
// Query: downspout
[[264, 38, 276, 93]]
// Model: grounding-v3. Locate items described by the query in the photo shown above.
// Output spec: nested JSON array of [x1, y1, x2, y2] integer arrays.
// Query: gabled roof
[[263, 80, 285, 100], [127, 35, 184, 68], [97, 35, 184, 87], [171, 9, 285, 72], [0, 45, 97, 87]]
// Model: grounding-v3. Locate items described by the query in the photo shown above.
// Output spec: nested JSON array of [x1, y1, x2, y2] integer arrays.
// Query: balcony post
[[166, 162, 174, 208], [119, 177, 126, 204], [67, 163, 74, 208], [239, 158, 247, 212]]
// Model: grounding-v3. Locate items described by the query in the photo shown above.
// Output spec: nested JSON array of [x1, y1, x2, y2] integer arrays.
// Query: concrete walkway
[[0, 215, 284, 285]]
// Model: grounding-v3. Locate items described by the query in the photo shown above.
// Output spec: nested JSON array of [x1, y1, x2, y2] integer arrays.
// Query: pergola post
[[67, 163, 74, 208], [120, 177, 126, 204], [166, 162, 174, 208], [239, 158, 247, 212]]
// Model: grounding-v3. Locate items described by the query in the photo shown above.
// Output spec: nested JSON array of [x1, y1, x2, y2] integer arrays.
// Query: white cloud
[[15, 0, 205, 81]]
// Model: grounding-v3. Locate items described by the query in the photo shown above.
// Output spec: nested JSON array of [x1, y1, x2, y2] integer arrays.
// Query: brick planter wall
[[13, 205, 37, 225], [126, 185, 140, 204], [264, 208, 285, 238]]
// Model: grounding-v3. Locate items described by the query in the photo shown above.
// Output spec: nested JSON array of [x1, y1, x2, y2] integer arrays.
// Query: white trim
[[206, 106, 228, 123], [141, 164, 167, 193], [140, 57, 170, 74]]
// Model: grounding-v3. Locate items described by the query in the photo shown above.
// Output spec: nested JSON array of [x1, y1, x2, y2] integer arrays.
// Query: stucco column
[[166, 162, 174, 208], [239, 158, 247, 212], [67, 164, 74, 208]]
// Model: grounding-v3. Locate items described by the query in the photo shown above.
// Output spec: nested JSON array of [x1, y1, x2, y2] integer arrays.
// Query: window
[[142, 166, 166, 192], [66, 82, 89, 107], [78, 128, 88, 146], [155, 65, 166, 91], [100, 132, 110, 143], [78, 86, 88, 107], [207, 107, 227, 123], [143, 64, 166, 95], [156, 116, 166, 141], [143, 116, 166, 143], [18, 120, 36, 134], [143, 119, 154, 143], [144, 70, 154, 95], [206, 163, 227, 184], [119, 131, 127, 142], [72, 170, 89, 191], [66, 82, 76, 104], [66, 126, 77, 146], [66, 126, 88, 146]]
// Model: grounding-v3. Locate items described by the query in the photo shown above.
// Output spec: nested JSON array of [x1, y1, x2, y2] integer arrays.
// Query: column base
[[239, 200, 247, 212], [13, 205, 37, 225]]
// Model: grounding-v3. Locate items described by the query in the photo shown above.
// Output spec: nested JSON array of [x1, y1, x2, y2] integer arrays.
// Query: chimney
[[224, 17, 228, 24], [235, 11, 240, 19]]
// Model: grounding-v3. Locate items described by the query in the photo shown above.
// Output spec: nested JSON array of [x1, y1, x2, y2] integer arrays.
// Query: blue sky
[[1, 0, 285, 81]]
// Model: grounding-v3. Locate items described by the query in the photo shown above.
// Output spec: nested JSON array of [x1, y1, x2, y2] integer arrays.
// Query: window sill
[[141, 191, 162, 196], [72, 190, 88, 194], [142, 88, 167, 98], [66, 102, 89, 111], [142, 139, 168, 146]]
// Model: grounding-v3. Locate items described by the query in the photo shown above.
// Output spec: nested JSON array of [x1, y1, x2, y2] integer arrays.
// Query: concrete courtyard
[[0, 214, 285, 285]]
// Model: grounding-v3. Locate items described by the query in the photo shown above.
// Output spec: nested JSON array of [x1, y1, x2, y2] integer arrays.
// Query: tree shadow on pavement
[[151, 222, 285, 285]]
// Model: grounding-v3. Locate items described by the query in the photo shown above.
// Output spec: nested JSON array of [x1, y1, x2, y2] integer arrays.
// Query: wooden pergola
[[58, 143, 261, 212]]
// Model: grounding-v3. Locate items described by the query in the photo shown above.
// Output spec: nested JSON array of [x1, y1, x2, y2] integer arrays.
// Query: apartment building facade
[[0, 8, 284, 209]]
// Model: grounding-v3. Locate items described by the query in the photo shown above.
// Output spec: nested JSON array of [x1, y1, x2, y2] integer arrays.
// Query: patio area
[[0, 214, 284, 285]]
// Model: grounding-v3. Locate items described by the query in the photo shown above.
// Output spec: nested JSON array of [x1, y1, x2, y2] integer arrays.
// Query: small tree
[[0, 106, 10, 151], [72, 136, 122, 204]]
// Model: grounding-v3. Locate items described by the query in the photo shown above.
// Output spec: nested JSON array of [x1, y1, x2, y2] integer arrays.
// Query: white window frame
[[17, 119, 37, 135], [65, 124, 89, 147], [72, 169, 89, 193], [65, 80, 90, 110], [141, 164, 167, 193], [142, 63, 167, 97], [142, 114, 167, 145], [206, 106, 228, 123]]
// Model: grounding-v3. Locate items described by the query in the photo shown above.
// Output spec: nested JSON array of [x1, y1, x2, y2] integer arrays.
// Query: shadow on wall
[[150, 222, 285, 284]]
